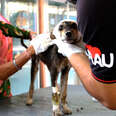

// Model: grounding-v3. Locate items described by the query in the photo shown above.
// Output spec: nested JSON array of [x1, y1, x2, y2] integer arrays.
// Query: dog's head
[[50, 19, 81, 44]]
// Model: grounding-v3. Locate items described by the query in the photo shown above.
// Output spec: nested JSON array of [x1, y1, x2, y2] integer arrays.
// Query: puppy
[[21, 19, 83, 116]]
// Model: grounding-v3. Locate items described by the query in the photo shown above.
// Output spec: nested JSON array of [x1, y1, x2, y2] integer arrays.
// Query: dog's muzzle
[[65, 31, 72, 38], [64, 31, 74, 43]]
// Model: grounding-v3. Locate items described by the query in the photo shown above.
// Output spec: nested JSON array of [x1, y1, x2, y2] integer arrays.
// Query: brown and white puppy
[[23, 19, 83, 116]]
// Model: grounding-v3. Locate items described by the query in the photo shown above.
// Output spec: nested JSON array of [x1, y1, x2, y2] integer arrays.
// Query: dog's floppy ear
[[50, 32, 56, 40]]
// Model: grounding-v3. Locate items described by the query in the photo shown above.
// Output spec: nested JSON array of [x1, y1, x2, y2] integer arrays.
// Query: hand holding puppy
[[30, 33, 85, 57], [30, 33, 53, 55], [52, 39, 85, 59]]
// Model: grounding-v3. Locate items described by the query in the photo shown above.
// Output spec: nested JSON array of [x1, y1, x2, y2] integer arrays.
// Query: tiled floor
[[0, 85, 116, 116]]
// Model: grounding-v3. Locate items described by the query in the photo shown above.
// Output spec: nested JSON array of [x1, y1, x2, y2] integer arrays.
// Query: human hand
[[29, 31, 37, 39], [52, 39, 85, 59], [30, 33, 53, 54]]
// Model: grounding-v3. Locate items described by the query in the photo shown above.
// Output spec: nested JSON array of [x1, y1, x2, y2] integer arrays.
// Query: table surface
[[0, 85, 116, 116]]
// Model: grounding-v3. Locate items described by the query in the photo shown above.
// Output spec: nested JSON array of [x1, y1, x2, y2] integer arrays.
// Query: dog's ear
[[50, 32, 56, 40]]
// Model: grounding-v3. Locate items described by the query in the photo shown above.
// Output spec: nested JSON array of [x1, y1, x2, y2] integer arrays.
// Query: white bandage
[[53, 104, 59, 111], [52, 87, 59, 111], [52, 87, 58, 93], [52, 39, 85, 59], [30, 33, 53, 54]]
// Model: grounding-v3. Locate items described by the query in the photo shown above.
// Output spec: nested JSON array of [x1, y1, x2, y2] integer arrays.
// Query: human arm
[[0, 45, 35, 80], [68, 52, 116, 110], [0, 33, 52, 80], [0, 21, 32, 39]]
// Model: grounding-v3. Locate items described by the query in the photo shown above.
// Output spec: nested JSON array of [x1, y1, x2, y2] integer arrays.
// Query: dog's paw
[[53, 108, 64, 116], [62, 104, 72, 115], [26, 98, 33, 106]]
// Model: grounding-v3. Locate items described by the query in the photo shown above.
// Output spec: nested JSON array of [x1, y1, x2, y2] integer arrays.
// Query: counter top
[[0, 85, 116, 116]]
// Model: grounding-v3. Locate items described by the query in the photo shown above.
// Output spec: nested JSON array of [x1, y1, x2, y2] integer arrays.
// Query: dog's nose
[[65, 31, 72, 37]]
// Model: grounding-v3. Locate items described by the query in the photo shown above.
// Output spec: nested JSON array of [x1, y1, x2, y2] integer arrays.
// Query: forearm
[[69, 53, 92, 84], [68, 53, 99, 96], [0, 45, 35, 80], [69, 53, 116, 109]]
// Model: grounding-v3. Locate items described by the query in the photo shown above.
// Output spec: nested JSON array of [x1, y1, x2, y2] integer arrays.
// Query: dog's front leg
[[59, 67, 72, 115], [50, 69, 63, 116], [26, 55, 39, 105]]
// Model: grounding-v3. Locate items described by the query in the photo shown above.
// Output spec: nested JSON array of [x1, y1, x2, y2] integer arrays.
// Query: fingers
[[30, 31, 37, 39]]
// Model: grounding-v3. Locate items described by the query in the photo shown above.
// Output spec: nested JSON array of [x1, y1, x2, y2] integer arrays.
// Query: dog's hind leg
[[26, 55, 39, 105], [59, 66, 72, 115]]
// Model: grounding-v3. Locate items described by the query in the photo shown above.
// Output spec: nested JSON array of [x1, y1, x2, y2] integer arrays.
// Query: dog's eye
[[59, 25, 64, 31], [71, 23, 77, 29]]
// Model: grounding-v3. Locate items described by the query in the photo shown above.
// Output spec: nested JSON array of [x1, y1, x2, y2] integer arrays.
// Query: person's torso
[[76, 0, 116, 83], [77, 0, 116, 46]]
